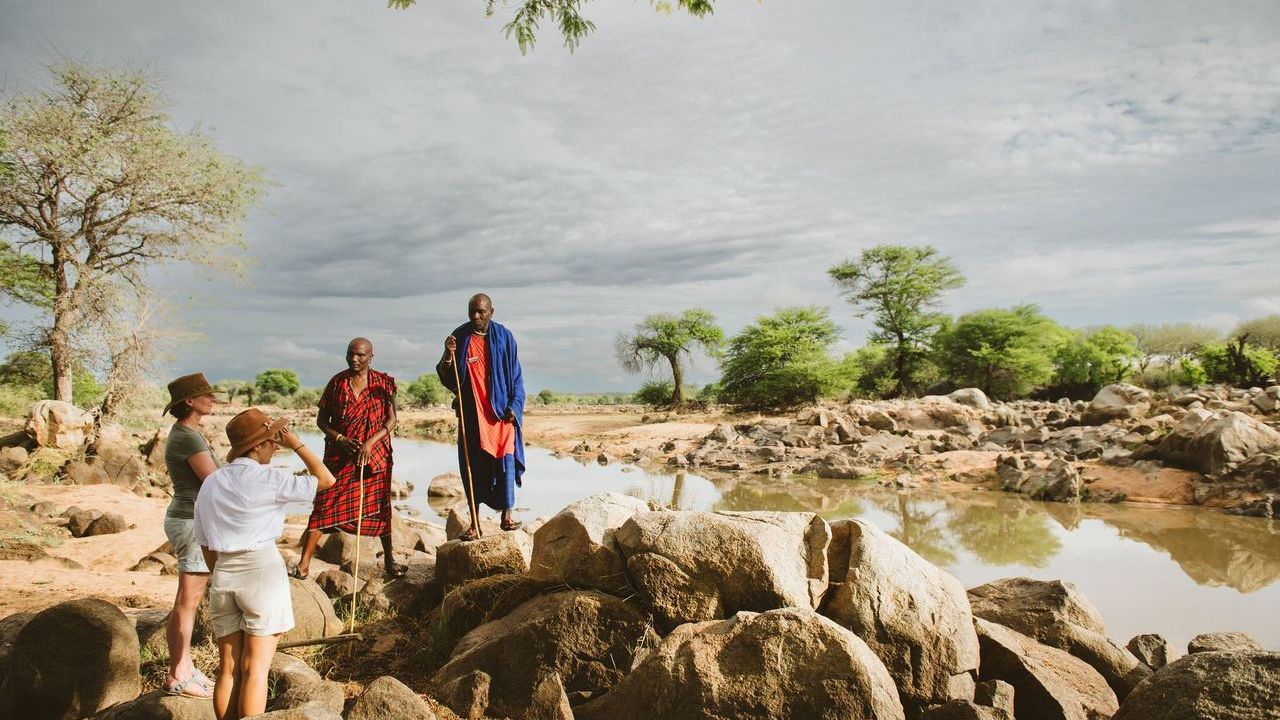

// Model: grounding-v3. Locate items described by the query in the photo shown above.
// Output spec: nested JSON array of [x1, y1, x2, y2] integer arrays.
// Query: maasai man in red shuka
[[437, 293, 526, 542], [292, 337, 405, 579]]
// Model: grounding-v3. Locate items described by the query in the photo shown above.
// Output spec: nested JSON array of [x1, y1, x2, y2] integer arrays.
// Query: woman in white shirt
[[194, 408, 335, 720]]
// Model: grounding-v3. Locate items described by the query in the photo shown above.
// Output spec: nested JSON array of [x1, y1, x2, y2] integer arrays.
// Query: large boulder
[[968, 578, 1148, 699], [26, 400, 95, 449], [919, 701, 1011, 720], [84, 690, 215, 719], [435, 532, 532, 593], [268, 652, 322, 698], [427, 471, 464, 497], [282, 577, 343, 645], [444, 507, 503, 539], [1158, 409, 1280, 475], [1112, 651, 1280, 719], [948, 388, 993, 410], [823, 519, 979, 718], [974, 618, 1118, 720], [577, 608, 905, 720], [313, 514, 418, 566], [1083, 384, 1151, 425], [529, 492, 653, 595], [348, 675, 436, 720], [430, 574, 556, 656], [433, 590, 655, 720], [1186, 631, 1262, 654], [0, 598, 142, 720], [613, 510, 830, 630]]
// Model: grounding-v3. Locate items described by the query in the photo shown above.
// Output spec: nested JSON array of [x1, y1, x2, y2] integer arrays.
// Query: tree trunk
[[893, 332, 908, 398], [49, 249, 75, 402], [669, 355, 685, 407]]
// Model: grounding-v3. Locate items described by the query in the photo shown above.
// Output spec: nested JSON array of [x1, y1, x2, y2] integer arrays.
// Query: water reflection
[[871, 494, 957, 567], [944, 500, 1062, 568]]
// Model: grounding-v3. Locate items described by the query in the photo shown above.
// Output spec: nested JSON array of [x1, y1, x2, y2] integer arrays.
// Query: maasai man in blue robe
[[437, 293, 526, 541]]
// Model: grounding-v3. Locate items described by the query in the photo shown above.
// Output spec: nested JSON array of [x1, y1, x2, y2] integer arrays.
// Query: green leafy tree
[[1050, 326, 1139, 398], [934, 305, 1068, 399], [255, 369, 300, 397], [1232, 315, 1280, 352], [406, 373, 447, 407], [719, 306, 841, 410], [829, 245, 965, 397], [616, 308, 723, 408], [1199, 339, 1278, 387], [388, 0, 717, 54], [836, 344, 897, 398], [0, 350, 101, 407], [0, 61, 266, 402], [537, 388, 556, 405], [215, 380, 254, 405], [1128, 323, 1220, 377]]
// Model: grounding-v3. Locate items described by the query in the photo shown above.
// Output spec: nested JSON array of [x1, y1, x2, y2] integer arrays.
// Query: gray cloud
[[2, 0, 1279, 390]]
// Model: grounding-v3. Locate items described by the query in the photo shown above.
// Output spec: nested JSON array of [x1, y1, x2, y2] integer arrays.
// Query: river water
[[283, 434, 1280, 651]]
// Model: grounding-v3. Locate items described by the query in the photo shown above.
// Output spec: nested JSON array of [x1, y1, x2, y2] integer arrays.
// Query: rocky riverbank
[[1, 490, 1276, 719], [554, 385, 1280, 517]]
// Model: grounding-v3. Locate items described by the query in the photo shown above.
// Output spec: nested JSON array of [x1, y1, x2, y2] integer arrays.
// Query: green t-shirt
[[164, 423, 218, 520]]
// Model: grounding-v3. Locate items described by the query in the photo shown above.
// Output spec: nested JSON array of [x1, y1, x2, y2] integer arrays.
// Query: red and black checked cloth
[[307, 369, 396, 536]]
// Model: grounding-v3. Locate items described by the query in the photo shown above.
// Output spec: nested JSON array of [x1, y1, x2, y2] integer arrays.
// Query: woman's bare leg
[[237, 633, 281, 718], [166, 571, 210, 690], [214, 631, 243, 720]]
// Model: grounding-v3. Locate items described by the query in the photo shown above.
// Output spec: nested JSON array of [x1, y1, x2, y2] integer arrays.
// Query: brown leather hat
[[163, 372, 217, 415], [225, 407, 289, 462]]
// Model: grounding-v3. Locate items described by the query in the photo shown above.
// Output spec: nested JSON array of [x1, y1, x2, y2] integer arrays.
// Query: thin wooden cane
[[349, 463, 364, 633], [449, 346, 482, 539]]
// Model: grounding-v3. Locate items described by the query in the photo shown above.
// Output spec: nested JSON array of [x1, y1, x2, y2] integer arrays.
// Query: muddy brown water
[[284, 433, 1280, 651]]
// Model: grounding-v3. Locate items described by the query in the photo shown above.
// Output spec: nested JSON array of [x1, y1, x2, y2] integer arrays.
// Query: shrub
[[719, 306, 843, 410], [633, 381, 675, 406], [1199, 341, 1278, 387], [405, 374, 447, 407], [933, 305, 1067, 399], [254, 369, 300, 397]]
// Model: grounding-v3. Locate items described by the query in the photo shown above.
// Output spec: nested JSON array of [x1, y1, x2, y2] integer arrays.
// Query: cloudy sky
[[2, 0, 1278, 392]]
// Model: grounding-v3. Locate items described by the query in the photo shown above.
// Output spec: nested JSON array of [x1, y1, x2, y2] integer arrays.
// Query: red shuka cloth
[[466, 333, 516, 458], [307, 369, 396, 536]]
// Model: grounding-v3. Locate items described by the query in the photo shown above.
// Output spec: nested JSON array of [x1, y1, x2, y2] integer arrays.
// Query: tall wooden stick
[[449, 346, 482, 539], [349, 463, 364, 633]]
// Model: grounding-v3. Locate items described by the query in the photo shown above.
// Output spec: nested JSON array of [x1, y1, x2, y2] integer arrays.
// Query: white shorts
[[208, 546, 294, 639]]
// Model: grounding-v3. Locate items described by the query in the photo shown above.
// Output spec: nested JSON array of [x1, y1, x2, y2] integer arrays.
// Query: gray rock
[[824, 519, 979, 718], [0, 598, 142, 720], [1158, 409, 1280, 475], [315, 569, 360, 599], [974, 679, 1015, 715], [433, 590, 654, 720], [528, 492, 653, 595], [268, 652, 322, 698], [1186, 631, 1262, 654], [614, 510, 830, 630], [576, 608, 905, 720], [347, 675, 436, 720], [435, 531, 532, 593], [1083, 384, 1152, 425], [430, 574, 554, 656], [85, 690, 215, 719], [1112, 651, 1280, 720], [919, 700, 1011, 720], [444, 507, 503, 539], [949, 388, 993, 410], [968, 577, 1149, 699], [1127, 634, 1180, 670], [85, 511, 128, 536], [281, 577, 343, 646], [68, 509, 100, 537], [974, 618, 1118, 720], [269, 679, 344, 714]]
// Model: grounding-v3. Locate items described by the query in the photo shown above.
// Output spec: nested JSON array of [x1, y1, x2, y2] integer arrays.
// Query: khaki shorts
[[208, 546, 294, 639], [163, 514, 209, 574]]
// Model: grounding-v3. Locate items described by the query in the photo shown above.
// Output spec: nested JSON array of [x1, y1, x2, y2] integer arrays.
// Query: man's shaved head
[[348, 337, 372, 353], [468, 293, 492, 309]]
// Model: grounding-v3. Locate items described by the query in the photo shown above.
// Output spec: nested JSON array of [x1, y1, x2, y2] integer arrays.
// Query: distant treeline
[[613, 245, 1280, 410]]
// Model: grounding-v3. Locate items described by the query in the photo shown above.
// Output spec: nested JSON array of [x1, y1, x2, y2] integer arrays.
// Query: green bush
[[1047, 326, 1139, 398], [1199, 341, 1278, 387], [836, 344, 897, 398], [933, 305, 1067, 399], [283, 388, 321, 410], [255, 369, 300, 397], [0, 383, 43, 417], [633, 381, 676, 406], [255, 390, 283, 406], [405, 374, 447, 407], [719, 306, 843, 410], [536, 388, 556, 405]]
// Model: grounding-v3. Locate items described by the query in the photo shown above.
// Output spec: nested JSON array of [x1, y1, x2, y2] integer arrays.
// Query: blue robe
[[437, 320, 526, 511]]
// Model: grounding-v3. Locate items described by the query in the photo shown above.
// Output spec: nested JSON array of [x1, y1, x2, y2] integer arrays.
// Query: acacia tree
[[0, 62, 266, 402], [388, 0, 717, 54], [829, 245, 964, 397], [616, 308, 722, 408], [1128, 322, 1220, 376]]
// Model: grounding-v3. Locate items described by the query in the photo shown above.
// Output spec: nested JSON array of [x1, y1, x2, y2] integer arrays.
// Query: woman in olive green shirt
[[161, 373, 220, 698]]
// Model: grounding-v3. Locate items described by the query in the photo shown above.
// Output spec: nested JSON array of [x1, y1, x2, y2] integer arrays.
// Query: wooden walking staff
[[349, 463, 365, 634], [449, 346, 483, 539]]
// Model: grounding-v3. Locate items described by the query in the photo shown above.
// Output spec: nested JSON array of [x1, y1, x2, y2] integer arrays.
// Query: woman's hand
[[277, 426, 304, 451]]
